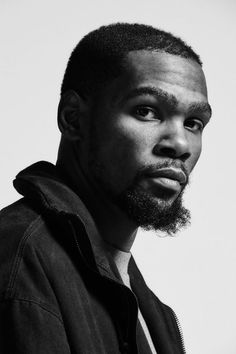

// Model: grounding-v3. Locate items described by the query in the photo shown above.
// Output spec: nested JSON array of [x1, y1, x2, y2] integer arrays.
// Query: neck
[[57, 143, 138, 252]]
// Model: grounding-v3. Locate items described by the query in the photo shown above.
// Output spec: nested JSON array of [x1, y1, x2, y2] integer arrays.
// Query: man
[[0, 23, 211, 353]]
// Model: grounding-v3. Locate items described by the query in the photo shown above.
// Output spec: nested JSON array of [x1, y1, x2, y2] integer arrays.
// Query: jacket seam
[[6, 215, 43, 295], [0, 297, 64, 324]]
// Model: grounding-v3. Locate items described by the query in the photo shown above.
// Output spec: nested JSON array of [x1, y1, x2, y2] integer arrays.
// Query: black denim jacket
[[0, 161, 185, 353]]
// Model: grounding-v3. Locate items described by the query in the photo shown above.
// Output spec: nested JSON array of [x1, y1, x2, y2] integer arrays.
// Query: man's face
[[83, 51, 211, 233]]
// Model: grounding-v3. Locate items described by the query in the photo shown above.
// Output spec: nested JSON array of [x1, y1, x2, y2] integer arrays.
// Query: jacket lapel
[[129, 257, 183, 354]]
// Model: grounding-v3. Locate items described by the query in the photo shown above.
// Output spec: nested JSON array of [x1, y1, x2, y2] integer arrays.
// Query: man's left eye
[[184, 118, 204, 132]]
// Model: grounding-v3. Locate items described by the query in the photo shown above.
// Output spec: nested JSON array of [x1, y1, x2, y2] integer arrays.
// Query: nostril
[[153, 146, 177, 158], [180, 152, 191, 162], [153, 146, 190, 161], [160, 147, 176, 157]]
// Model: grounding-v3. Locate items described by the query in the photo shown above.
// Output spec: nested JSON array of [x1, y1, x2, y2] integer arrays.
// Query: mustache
[[136, 160, 189, 185]]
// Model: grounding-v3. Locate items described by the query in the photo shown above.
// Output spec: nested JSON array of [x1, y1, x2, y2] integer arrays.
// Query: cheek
[[99, 121, 150, 184], [105, 133, 142, 175], [188, 137, 202, 172], [111, 120, 151, 165]]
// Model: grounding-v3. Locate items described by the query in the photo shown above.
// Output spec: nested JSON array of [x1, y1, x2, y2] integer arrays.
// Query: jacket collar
[[13, 161, 121, 281], [14, 161, 92, 216]]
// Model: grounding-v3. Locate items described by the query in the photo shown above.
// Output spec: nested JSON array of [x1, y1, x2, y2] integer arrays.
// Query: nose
[[153, 119, 191, 161]]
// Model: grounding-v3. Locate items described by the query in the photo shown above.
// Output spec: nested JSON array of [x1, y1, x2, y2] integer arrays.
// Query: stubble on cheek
[[89, 129, 141, 196]]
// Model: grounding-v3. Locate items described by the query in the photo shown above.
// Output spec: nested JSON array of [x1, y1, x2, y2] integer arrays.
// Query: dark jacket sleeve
[[0, 299, 71, 354]]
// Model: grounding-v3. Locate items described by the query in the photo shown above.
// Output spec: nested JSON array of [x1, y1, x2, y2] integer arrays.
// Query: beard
[[115, 182, 190, 235], [89, 155, 191, 235]]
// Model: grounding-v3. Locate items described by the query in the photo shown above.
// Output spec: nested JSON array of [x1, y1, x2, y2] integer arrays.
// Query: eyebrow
[[187, 101, 212, 120], [123, 86, 212, 119]]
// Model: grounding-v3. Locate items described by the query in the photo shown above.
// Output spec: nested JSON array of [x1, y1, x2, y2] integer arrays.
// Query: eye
[[184, 118, 204, 132], [134, 106, 160, 121]]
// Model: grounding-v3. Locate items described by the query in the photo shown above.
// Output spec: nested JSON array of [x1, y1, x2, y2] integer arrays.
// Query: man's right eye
[[134, 106, 160, 121]]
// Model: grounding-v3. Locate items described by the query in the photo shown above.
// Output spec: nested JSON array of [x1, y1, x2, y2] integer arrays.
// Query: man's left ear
[[57, 90, 88, 141]]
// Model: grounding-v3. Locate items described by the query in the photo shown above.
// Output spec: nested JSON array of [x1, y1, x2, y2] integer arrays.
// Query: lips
[[146, 168, 187, 185]]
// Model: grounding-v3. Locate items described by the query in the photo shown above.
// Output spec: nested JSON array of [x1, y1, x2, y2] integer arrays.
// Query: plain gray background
[[1, 0, 236, 353]]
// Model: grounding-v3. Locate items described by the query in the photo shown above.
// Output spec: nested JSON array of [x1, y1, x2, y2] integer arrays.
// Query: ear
[[57, 90, 88, 140]]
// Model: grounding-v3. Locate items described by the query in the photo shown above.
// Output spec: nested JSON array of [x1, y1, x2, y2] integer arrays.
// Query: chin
[[116, 185, 191, 235]]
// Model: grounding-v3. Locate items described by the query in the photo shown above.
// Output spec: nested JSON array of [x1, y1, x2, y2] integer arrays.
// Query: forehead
[[125, 50, 207, 98], [104, 50, 208, 108]]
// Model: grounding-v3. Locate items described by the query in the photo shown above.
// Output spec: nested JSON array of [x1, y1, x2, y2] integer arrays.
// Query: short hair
[[61, 22, 202, 98]]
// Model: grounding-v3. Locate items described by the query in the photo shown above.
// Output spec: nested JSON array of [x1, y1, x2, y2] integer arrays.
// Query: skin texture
[[57, 50, 211, 251]]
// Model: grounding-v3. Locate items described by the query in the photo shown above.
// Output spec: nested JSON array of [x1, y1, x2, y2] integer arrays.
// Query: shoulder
[[0, 198, 40, 239], [0, 198, 70, 307], [0, 198, 43, 289]]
